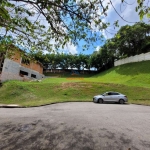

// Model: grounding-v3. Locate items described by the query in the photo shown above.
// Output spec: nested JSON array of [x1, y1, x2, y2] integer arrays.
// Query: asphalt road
[[0, 102, 150, 150]]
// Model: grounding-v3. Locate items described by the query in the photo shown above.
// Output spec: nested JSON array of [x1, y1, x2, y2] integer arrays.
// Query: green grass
[[85, 60, 150, 88], [0, 60, 150, 107], [0, 80, 150, 107]]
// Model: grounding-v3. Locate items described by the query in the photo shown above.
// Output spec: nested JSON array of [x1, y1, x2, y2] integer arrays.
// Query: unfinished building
[[0, 47, 44, 82]]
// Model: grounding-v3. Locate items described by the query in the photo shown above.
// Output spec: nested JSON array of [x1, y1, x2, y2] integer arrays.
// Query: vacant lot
[[0, 61, 150, 106], [0, 102, 150, 150]]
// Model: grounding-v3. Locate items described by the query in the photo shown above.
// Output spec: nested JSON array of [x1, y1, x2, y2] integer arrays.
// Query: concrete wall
[[20, 66, 44, 80], [114, 52, 150, 66], [0, 58, 44, 82], [21, 61, 43, 74]]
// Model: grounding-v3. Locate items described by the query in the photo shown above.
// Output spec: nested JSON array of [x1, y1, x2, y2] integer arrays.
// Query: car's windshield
[[101, 92, 106, 95]]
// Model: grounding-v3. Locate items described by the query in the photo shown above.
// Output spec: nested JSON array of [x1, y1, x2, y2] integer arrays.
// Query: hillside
[[87, 60, 150, 88], [0, 61, 150, 106]]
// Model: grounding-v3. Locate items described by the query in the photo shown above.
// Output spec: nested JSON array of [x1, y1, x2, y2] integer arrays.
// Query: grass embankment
[[87, 61, 150, 88], [0, 61, 150, 107]]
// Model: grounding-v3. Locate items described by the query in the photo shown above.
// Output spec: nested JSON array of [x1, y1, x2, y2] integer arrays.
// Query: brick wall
[[9, 50, 43, 74]]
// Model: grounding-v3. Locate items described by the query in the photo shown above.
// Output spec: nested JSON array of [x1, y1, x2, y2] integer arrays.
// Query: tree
[[68, 54, 75, 70], [0, 0, 107, 53], [59, 54, 71, 70], [0, 0, 149, 53], [90, 51, 103, 71], [73, 54, 81, 71], [114, 22, 150, 57], [82, 55, 90, 72], [90, 45, 114, 72]]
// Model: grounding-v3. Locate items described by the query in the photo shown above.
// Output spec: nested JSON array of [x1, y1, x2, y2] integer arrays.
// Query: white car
[[93, 91, 128, 104]]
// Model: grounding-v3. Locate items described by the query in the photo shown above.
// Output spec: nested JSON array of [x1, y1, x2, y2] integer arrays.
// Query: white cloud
[[101, 0, 141, 39], [95, 46, 101, 51], [62, 42, 78, 54], [95, 0, 147, 51], [90, 0, 125, 34], [103, 0, 120, 14], [42, 40, 78, 55]]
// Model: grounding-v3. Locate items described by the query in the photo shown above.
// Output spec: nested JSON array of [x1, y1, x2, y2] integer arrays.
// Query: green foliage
[[100, 22, 150, 60], [34, 52, 92, 71], [0, 0, 149, 53], [116, 22, 150, 56], [24, 22, 150, 73], [0, 0, 108, 52], [89, 40, 115, 71], [136, 0, 150, 20]]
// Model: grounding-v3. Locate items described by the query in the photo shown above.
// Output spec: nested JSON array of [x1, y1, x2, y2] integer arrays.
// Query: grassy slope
[[0, 61, 150, 106], [87, 60, 150, 88]]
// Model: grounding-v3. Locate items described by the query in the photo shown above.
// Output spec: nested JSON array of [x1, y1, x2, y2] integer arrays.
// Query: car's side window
[[111, 92, 119, 95]]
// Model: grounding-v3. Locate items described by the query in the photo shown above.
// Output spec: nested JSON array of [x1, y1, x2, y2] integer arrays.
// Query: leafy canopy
[[96, 22, 150, 60], [0, 0, 149, 53]]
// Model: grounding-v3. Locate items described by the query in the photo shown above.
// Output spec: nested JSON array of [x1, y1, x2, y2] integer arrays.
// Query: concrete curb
[[0, 104, 21, 108]]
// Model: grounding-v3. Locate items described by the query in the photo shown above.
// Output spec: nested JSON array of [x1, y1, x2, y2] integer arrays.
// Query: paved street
[[0, 102, 150, 150]]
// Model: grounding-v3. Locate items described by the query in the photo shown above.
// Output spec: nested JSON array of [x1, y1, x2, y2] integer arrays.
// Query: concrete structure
[[0, 48, 44, 82], [114, 52, 150, 66]]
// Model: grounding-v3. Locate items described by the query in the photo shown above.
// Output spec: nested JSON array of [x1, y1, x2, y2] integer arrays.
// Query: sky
[[66, 0, 148, 55]]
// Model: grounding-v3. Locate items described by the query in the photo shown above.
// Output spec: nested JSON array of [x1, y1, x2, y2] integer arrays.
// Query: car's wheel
[[98, 98, 103, 104], [119, 99, 124, 104]]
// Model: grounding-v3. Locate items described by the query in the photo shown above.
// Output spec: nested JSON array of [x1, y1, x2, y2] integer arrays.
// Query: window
[[104, 92, 110, 96], [31, 74, 36, 78], [20, 70, 28, 76], [111, 92, 120, 95], [108, 92, 112, 95]]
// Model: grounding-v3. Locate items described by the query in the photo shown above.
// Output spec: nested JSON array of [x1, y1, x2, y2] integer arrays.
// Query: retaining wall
[[114, 52, 150, 66]]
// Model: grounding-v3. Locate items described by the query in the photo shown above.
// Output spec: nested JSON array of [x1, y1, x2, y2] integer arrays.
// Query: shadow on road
[[0, 119, 141, 150]]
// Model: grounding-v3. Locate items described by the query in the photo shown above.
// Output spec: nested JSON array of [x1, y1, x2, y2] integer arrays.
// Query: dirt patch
[[61, 82, 92, 90]]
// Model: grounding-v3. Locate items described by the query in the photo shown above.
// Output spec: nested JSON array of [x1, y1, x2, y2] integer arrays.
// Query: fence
[[114, 52, 150, 66], [44, 69, 97, 74]]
